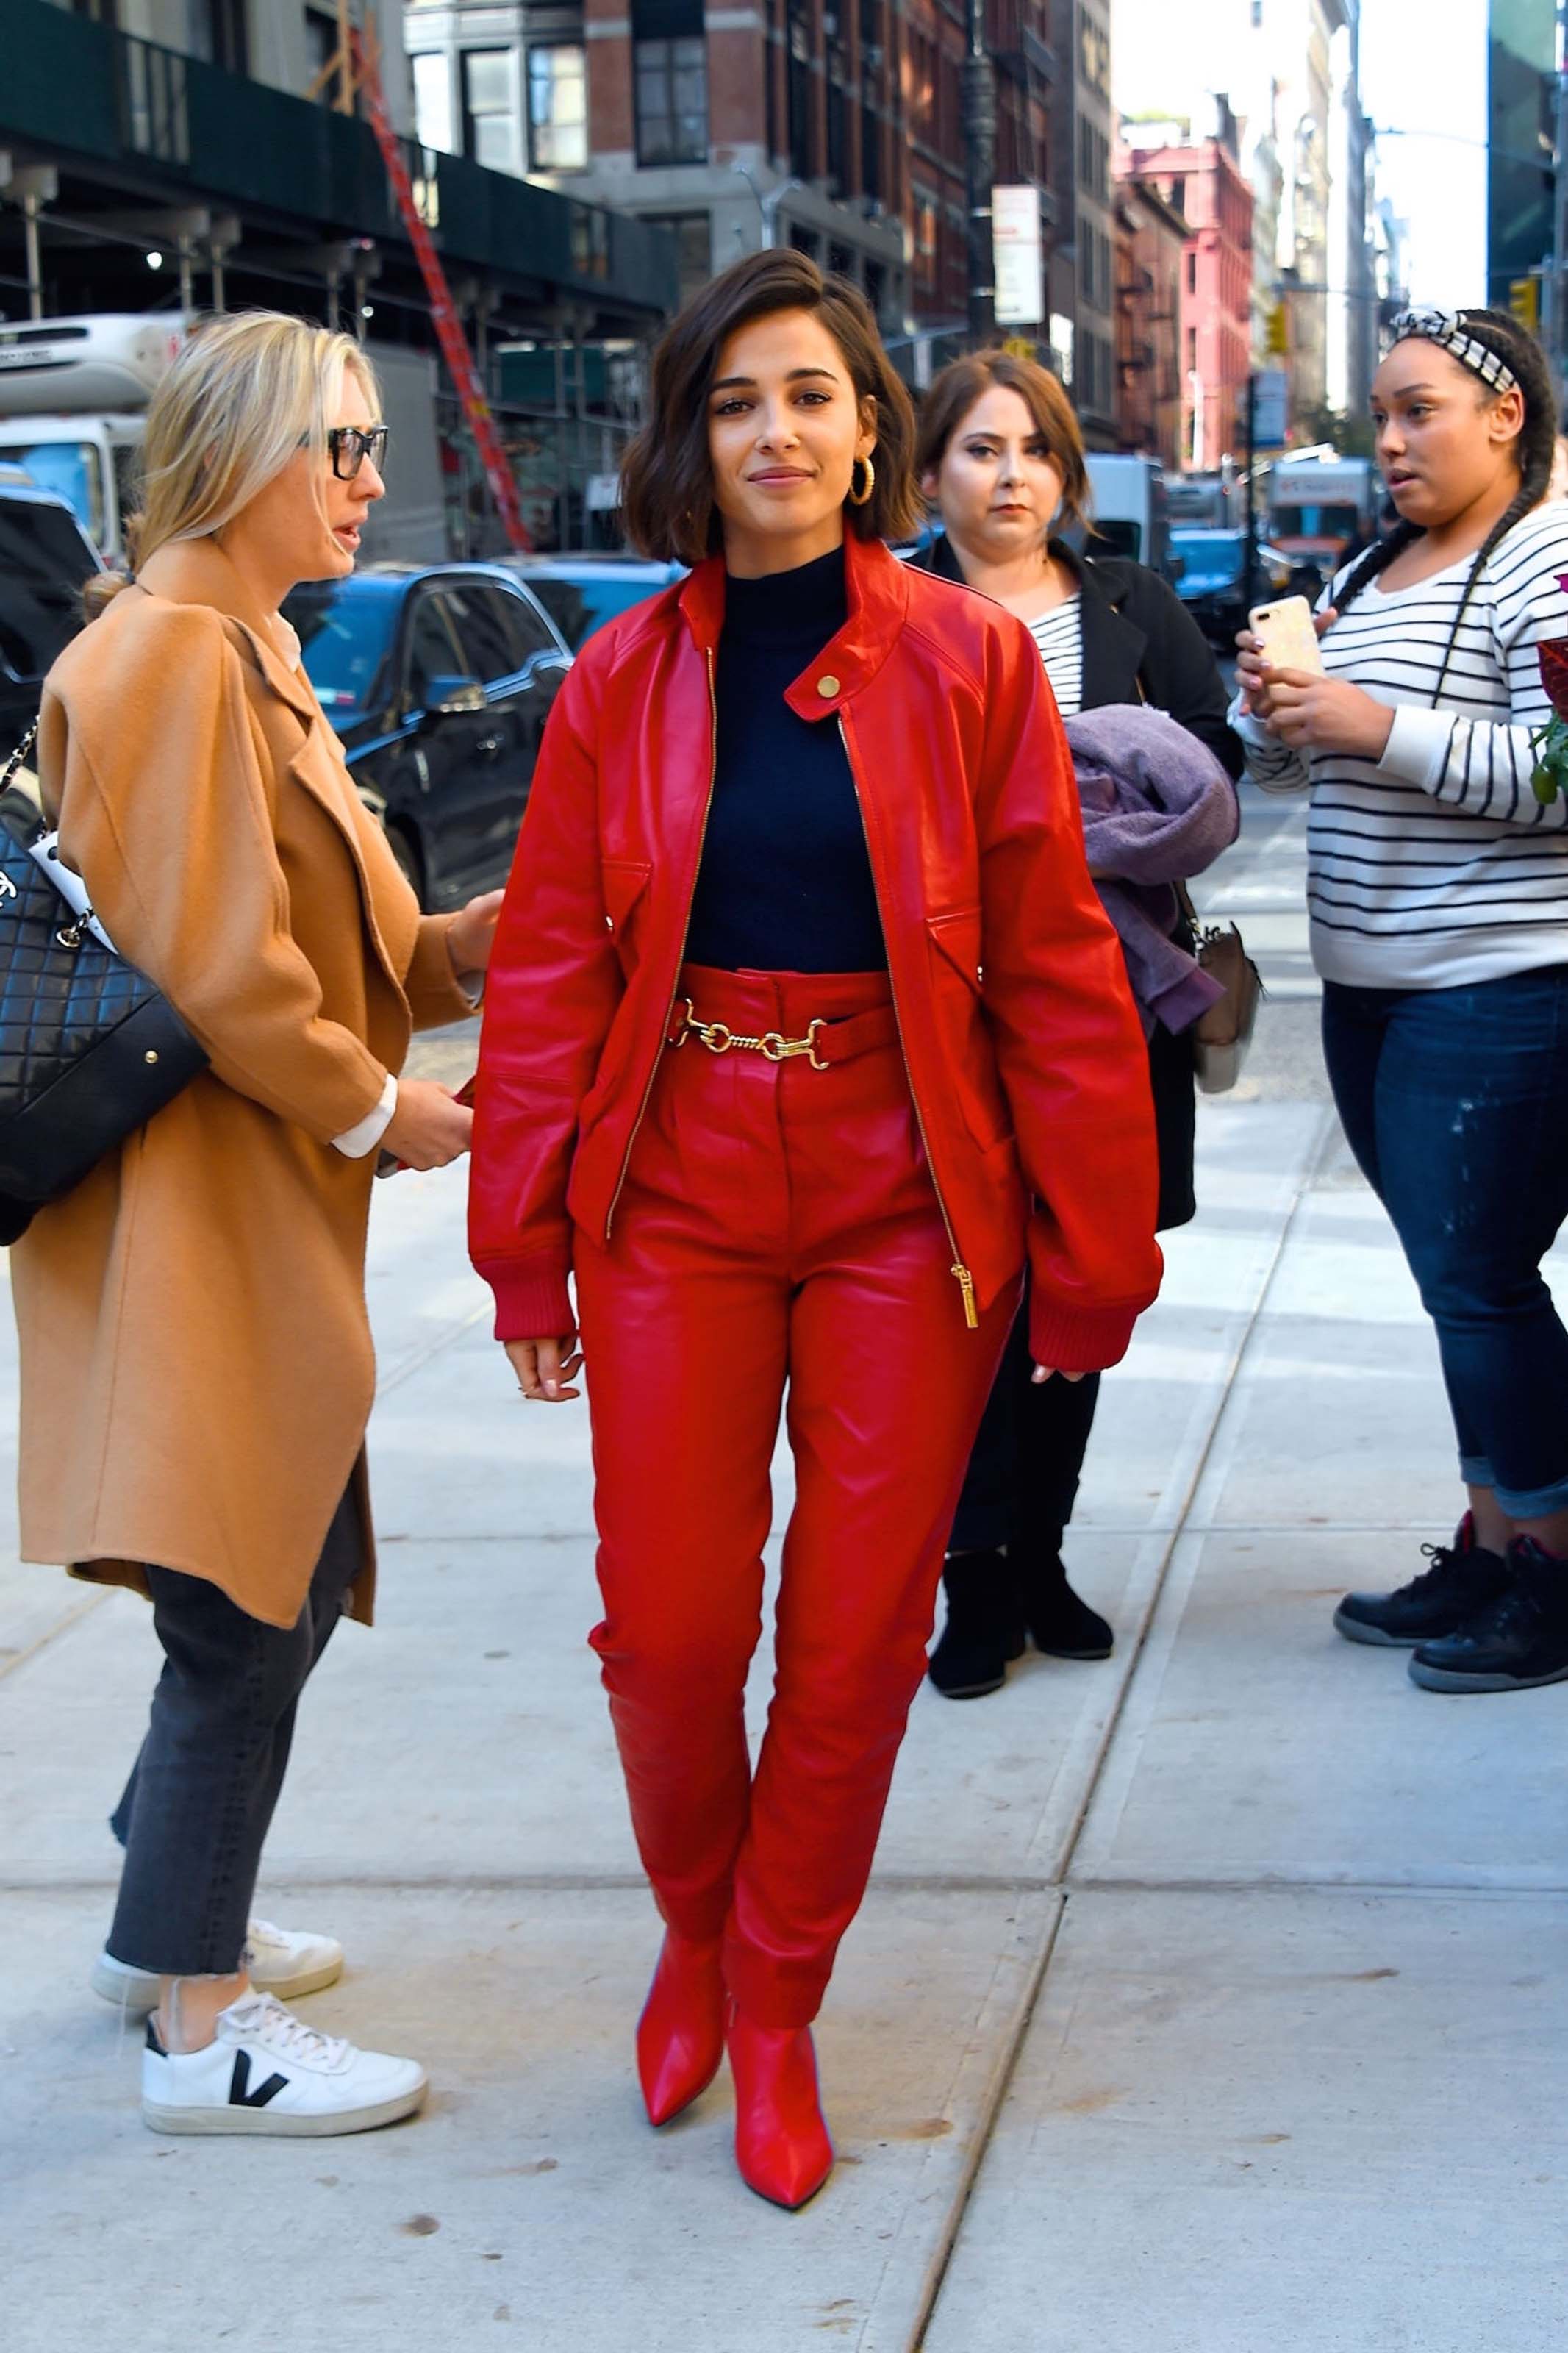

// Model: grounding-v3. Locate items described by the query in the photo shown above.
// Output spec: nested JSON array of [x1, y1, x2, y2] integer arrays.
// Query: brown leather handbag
[[1191, 919, 1264, 1095]]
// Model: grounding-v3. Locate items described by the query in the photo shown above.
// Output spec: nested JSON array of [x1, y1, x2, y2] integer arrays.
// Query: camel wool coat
[[11, 539, 476, 1629]]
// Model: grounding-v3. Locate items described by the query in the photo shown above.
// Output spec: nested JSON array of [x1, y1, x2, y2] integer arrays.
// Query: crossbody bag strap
[[1, 720, 37, 792]]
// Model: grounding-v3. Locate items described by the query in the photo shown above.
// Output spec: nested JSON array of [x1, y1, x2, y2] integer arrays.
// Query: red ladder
[[349, 24, 531, 551]]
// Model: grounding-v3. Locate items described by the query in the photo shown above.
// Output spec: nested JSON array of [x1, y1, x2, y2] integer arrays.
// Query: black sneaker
[[1409, 1538, 1568, 1693], [928, 1549, 1026, 1699], [1017, 1552, 1114, 1660], [1333, 1514, 1509, 1648]]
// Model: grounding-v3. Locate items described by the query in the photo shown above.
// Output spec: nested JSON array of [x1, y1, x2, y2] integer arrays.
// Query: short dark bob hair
[[620, 248, 921, 564], [914, 349, 1092, 539]]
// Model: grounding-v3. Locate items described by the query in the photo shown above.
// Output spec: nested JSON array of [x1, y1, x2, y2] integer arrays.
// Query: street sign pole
[[962, 0, 996, 348], [1243, 371, 1257, 615]]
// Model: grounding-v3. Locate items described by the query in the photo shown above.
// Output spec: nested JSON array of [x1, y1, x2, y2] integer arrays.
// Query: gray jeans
[[105, 1485, 362, 1978]]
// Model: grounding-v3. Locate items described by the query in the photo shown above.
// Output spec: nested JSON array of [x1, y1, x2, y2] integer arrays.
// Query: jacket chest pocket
[[601, 857, 653, 978], [926, 908, 1013, 1151]]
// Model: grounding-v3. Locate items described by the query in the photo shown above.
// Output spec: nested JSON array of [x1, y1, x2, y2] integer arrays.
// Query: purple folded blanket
[[1063, 704, 1240, 1037]]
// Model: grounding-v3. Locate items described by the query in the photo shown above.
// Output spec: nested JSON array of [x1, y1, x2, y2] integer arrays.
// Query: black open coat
[[913, 532, 1243, 1228]]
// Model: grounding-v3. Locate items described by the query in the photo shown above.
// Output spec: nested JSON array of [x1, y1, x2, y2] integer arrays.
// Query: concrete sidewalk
[[2, 927, 1565, 2345]]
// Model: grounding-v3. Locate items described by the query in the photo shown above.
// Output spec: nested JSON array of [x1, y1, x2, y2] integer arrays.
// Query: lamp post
[[962, 0, 995, 346]]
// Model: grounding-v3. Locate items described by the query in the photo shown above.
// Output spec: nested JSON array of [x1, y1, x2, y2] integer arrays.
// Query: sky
[[1112, 0, 1492, 310], [1358, 0, 1489, 306]]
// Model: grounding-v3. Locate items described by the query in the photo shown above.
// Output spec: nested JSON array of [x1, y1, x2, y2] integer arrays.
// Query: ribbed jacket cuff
[[1027, 1296, 1140, 1376], [476, 1255, 576, 1344]]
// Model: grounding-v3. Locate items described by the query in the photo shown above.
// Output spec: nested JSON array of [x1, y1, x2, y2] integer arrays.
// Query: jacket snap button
[[816, 674, 840, 699]]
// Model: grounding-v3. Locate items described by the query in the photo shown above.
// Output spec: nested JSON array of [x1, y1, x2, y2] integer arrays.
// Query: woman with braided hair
[[1235, 305, 1568, 1696]]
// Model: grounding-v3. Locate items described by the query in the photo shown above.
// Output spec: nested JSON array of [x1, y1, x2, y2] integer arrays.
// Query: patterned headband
[[1388, 306, 1519, 396]]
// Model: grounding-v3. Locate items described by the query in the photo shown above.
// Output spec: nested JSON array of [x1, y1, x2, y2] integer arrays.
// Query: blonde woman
[[18, 313, 498, 2135]]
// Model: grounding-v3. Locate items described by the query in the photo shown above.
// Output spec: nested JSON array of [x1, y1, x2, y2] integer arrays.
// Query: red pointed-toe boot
[[636, 1932, 726, 2127], [725, 1999, 834, 2210]]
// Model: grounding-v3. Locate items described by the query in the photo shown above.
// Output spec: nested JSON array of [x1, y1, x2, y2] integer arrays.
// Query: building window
[[826, 35, 848, 194], [529, 44, 587, 170], [787, 0, 812, 179], [570, 206, 611, 280], [412, 51, 456, 152], [198, 0, 248, 73], [642, 210, 713, 304], [915, 187, 937, 259], [860, 102, 881, 202], [1186, 249, 1196, 294], [635, 36, 708, 167], [1077, 4, 1109, 101], [462, 49, 517, 172]]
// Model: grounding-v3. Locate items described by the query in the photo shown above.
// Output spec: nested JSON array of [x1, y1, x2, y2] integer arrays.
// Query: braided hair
[[1333, 307, 1558, 703]]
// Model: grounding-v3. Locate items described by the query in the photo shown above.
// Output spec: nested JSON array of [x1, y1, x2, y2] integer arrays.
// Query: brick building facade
[[405, 0, 1056, 336], [1117, 123, 1252, 468], [1112, 173, 1185, 469]]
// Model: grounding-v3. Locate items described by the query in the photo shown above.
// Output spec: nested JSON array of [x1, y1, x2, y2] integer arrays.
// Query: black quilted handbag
[[0, 722, 207, 1243]]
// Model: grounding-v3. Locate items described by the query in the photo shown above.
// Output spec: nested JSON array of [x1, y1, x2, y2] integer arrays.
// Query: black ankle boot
[[928, 1549, 1026, 1699], [1017, 1551, 1113, 1660]]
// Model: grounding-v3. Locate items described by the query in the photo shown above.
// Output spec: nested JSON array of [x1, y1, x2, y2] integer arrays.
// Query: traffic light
[[1264, 301, 1289, 357], [1510, 277, 1540, 331]]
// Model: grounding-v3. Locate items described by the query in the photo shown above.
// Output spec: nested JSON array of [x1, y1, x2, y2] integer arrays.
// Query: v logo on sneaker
[[229, 2050, 290, 2108]]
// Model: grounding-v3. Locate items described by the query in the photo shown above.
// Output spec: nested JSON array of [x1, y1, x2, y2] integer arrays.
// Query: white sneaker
[[142, 1992, 428, 2138], [92, 1917, 344, 2015]]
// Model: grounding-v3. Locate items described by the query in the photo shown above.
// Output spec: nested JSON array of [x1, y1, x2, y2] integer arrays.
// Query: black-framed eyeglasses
[[327, 425, 389, 481]]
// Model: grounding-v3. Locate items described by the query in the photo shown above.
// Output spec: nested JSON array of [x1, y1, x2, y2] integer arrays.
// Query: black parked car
[[0, 465, 102, 826], [284, 562, 572, 910]]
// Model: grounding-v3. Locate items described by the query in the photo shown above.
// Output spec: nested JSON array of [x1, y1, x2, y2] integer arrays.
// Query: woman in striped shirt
[[912, 351, 1241, 1699], [1235, 305, 1568, 1696]]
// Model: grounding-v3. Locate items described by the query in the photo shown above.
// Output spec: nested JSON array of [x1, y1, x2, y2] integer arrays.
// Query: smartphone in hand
[[1248, 595, 1325, 675]]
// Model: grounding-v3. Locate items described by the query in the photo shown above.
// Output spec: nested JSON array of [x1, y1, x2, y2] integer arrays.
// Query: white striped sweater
[[1027, 596, 1084, 717], [1230, 501, 1568, 989]]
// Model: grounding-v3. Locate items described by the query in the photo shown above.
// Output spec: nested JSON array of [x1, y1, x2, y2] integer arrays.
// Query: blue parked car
[[1169, 527, 1318, 646], [282, 562, 572, 910], [499, 554, 686, 651]]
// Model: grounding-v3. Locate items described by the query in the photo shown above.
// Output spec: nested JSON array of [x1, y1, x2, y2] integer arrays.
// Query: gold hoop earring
[[848, 455, 876, 508]]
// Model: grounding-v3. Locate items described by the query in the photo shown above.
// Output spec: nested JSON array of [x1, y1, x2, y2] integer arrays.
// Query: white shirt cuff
[[333, 1072, 398, 1158]]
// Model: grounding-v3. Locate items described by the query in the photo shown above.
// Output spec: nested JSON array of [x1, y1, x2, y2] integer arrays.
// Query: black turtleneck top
[[684, 543, 887, 974]]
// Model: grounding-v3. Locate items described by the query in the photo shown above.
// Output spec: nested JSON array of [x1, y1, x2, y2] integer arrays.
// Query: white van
[[0, 313, 448, 568], [1082, 453, 1175, 579], [0, 314, 191, 562]]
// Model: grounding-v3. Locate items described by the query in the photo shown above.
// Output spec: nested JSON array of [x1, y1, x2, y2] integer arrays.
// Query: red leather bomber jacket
[[469, 531, 1162, 1372]]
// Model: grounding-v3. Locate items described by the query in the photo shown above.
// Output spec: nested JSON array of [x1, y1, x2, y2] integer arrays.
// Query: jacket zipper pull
[[953, 1264, 979, 1329]]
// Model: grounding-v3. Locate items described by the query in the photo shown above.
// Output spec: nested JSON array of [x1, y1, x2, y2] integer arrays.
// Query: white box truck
[[0, 313, 448, 566]]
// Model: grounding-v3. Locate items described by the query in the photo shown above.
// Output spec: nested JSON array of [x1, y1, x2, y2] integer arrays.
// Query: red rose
[[1539, 636, 1568, 720]]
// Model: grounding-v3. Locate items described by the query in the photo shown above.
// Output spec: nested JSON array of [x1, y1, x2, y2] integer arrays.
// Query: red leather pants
[[575, 965, 1018, 2027]]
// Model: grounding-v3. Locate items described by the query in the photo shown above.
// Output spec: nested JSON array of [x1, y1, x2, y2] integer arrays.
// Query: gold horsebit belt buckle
[[675, 1001, 829, 1070]]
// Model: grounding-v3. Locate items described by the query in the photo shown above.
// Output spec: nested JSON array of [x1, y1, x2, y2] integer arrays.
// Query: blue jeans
[[1321, 966, 1568, 1518]]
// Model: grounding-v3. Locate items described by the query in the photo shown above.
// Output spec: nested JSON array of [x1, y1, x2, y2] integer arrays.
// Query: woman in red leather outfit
[[469, 250, 1161, 2209]]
